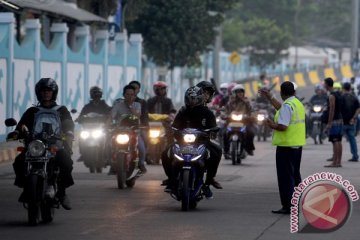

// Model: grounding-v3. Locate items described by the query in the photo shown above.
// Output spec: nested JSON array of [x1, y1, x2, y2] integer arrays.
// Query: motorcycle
[[169, 127, 218, 211], [225, 111, 250, 165], [110, 115, 143, 189], [214, 108, 227, 149], [5, 117, 72, 226], [77, 112, 107, 173], [147, 113, 170, 165], [307, 102, 326, 144]]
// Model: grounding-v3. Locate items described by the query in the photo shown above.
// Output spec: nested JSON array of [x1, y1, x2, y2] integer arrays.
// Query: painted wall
[[0, 13, 143, 140]]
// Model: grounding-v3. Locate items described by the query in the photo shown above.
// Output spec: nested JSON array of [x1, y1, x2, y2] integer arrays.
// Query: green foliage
[[223, 0, 353, 69], [131, 0, 235, 69], [244, 18, 291, 69]]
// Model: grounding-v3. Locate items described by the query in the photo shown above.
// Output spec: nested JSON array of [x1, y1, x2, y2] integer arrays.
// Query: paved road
[[0, 137, 359, 240]]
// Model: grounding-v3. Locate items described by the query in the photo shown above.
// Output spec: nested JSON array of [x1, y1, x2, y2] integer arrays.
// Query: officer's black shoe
[[202, 185, 213, 199], [271, 207, 290, 214]]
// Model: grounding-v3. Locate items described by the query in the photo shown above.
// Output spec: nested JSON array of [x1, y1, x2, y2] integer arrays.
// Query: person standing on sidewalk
[[323, 78, 344, 168], [342, 82, 360, 162], [258, 81, 306, 214]]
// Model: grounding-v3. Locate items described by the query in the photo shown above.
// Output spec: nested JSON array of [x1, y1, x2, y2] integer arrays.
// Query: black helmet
[[35, 78, 58, 102], [196, 81, 215, 103], [184, 86, 203, 108], [90, 86, 103, 99]]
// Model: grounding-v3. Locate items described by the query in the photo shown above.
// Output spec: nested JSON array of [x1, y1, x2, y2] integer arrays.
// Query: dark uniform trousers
[[275, 146, 302, 209]]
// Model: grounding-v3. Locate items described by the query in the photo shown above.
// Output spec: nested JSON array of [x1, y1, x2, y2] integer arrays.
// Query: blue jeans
[[343, 124, 358, 160], [138, 133, 146, 166]]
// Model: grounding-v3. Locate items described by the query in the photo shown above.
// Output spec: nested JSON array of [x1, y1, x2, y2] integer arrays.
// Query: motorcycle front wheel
[[181, 170, 191, 211], [27, 175, 41, 226], [116, 153, 127, 189]]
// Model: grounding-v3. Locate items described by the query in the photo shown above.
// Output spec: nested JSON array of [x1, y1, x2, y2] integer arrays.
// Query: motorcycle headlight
[[313, 105, 322, 112], [28, 140, 45, 157], [257, 114, 265, 121], [149, 129, 161, 138], [116, 134, 130, 144], [91, 129, 103, 139], [183, 134, 196, 143], [80, 130, 90, 139], [231, 114, 243, 121]]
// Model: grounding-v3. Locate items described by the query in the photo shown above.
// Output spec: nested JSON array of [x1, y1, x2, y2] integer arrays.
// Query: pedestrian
[[341, 82, 360, 162], [258, 81, 306, 214], [323, 78, 343, 167]]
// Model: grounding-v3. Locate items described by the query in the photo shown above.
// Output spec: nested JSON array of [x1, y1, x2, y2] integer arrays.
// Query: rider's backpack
[[33, 105, 62, 137]]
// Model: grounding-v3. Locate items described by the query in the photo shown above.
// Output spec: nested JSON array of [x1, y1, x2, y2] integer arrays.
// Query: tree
[[243, 18, 291, 70], [129, 0, 236, 69], [78, 0, 118, 19]]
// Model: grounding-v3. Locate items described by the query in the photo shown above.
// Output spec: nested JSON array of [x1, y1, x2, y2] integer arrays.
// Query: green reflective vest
[[272, 97, 306, 146]]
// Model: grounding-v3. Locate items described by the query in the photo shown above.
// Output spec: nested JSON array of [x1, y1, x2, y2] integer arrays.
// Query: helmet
[[153, 81, 168, 96], [314, 84, 323, 92], [184, 86, 203, 108], [90, 86, 103, 99], [231, 84, 245, 94], [220, 83, 229, 90], [35, 78, 58, 102], [196, 81, 215, 103], [333, 82, 342, 90]]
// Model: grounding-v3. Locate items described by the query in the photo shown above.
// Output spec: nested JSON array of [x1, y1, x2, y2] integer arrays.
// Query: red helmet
[[153, 81, 168, 96]]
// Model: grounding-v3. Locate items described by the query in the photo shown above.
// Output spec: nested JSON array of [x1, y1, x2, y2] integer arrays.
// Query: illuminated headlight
[[91, 129, 103, 139], [174, 153, 184, 161], [191, 155, 202, 161], [116, 134, 130, 144], [231, 114, 243, 121], [80, 130, 90, 139], [257, 114, 265, 121], [28, 140, 45, 157], [183, 134, 196, 143], [149, 129, 161, 138], [313, 105, 322, 112]]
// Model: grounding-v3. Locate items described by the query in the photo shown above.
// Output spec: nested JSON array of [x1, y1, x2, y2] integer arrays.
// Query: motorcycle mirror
[[4, 118, 17, 127]]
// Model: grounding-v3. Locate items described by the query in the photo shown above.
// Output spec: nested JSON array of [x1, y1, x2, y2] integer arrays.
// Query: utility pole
[[213, 25, 222, 88], [351, 0, 359, 67]]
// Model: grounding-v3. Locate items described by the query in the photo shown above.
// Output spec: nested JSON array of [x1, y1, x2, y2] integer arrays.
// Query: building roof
[[3, 0, 107, 22]]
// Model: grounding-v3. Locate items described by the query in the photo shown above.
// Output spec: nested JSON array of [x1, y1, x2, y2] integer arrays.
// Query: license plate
[[181, 146, 197, 155], [229, 122, 243, 128]]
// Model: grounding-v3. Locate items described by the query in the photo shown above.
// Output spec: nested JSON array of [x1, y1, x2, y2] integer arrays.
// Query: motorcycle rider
[[107, 84, 142, 174], [309, 84, 328, 106], [212, 82, 229, 109], [161, 86, 223, 198], [223, 84, 256, 158], [147, 81, 176, 115], [77, 86, 112, 120], [129, 80, 149, 172], [11, 78, 74, 210]]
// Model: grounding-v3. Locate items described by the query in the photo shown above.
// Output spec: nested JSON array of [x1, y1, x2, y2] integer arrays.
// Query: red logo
[[301, 182, 351, 231]]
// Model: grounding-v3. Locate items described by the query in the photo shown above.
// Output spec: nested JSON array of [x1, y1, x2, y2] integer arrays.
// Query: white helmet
[[220, 83, 229, 89], [231, 84, 245, 94]]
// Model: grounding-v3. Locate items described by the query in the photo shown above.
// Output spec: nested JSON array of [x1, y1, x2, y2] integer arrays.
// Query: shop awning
[[1, 0, 107, 22]]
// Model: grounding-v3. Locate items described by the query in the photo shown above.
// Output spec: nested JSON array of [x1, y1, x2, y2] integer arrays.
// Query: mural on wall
[[88, 64, 103, 90], [0, 59, 6, 135], [13, 60, 35, 121], [107, 65, 123, 104], [66, 63, 84, 114], [40, 61, 62, 104]]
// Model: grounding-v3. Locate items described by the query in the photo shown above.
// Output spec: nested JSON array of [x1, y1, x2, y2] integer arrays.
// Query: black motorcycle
[[5, 118, 72, 226], [306, 102, 326, 144], [168, 127, 218, 211], [77, 112, 107, 173]]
